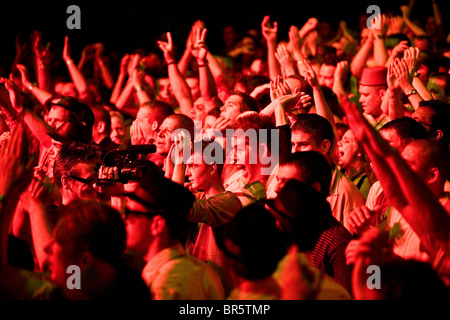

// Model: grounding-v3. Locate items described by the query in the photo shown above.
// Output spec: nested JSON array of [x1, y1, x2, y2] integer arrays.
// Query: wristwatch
[[406, 88, 417, 97]]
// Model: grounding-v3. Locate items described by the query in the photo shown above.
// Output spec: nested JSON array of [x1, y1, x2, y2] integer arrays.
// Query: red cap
[[360, 66, 387, 87]]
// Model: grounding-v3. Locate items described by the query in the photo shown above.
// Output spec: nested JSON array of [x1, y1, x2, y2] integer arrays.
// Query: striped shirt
[[311, 217, 355, 296]]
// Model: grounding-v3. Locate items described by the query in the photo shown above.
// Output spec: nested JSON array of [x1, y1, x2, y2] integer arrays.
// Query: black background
[[1, 0, 448, 75]]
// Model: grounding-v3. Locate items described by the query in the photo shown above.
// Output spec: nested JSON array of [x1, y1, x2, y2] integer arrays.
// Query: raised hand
[[0, 122, 36, 199], [299, 59, 319, 87], [298, 17, 319, 38], [275, 43, 296, 76], [391, 58, 413, 92], [170, 129, 190, 166], [190, 27, 208, 62], [157, 32, 176, 64], [31, 30, 50, 63], [63, 36, 72, 63], [334, 60, 349, 84], [261, 16, 278, 44], [402, 46, 420, 75], [0, 76, 24, 113], [270, 76, 292, 101]]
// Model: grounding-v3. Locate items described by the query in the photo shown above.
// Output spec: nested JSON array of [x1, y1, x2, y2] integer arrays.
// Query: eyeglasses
[[417, 120, 432, 128], [67, 174, 96, 188], [124, 207, 159, 219]]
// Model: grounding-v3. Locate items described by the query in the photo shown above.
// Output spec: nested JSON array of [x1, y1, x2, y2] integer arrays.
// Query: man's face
[[48, 140, 63, 177], [65, 162, 102, 203], [55, 82, 78, 99], [291, 130, 323, 154], [124, 197, 154, 255], [359, 85, 383, 117], [44, 234, 76, 287], [318, 64, 336, 89], [411, 107, 434, 133], [132, 106, 155, 144], [231, 132, 256, 170], [110, 115, 129, 146], [157, 78, 175, 105], [156, 117, 179, 156], [191, 97, 207, 122], [186, 152, 212, 191], [47, 106, 71, 129], [380, 128, 407, 153], [220, 95, 243, 124], [274, 164, 301, 196], [337, 129, 360, 169], [401, 143, 429, 183]]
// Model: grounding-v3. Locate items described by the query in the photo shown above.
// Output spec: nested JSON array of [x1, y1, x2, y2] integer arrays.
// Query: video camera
[[96, 144, 156, 186]]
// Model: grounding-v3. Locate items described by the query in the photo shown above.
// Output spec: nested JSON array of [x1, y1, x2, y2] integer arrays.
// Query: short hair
[[269, 179, 332, 251], [53, 142, 102, 188], [280, 151, 332, 199], [291, 113, 335, 147], [140, 100, 174, 128], [232, 113, 276, 152], [91, 105, 112, 135], [417, 100, 450, 144], [216, 203, 287, 280], [192, 140, 225, 177], [206, 107, 221, 118], [380, 117, 428, 141], [55, 200, 126, 264], [166, 113, 196, 142], [232, 91, 260, 113], [409, 138, 450, 182], [320, 85, 345, 120]]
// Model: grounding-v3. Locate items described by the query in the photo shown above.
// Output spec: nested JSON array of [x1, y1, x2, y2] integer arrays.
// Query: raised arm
[[275, 43, 298, 79], [19, 178, 53, 271], [190, 27, 218, 101], [340, 93, 450, 260], [63, 36, 89, 101], [0, 76, 52, 148], [371, 14, 388, 67], [110, 53, 131, 105], [93, 43, 115, 90], [300, 59, 337, 131], [350, 31, 374, 79], [31, 30, 53, 93], [261, 16, 281, 81], [0, 122, 36, 268], [158, 32, 193, 115], [385, 60, 405, 120], [400, 5, 427, 37], [16, 64, 53, 107], [404, 47, 433, 102]]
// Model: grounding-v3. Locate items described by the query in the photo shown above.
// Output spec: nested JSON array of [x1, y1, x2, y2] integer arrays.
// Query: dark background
[[0, 0, 448, 75]]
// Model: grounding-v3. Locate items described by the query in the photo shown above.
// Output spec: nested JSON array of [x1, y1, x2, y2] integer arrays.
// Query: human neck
[[204, 179, 226, 198], [143, 237, 175, 263], [244, 165, 265, 184], [344, 161, 365, 180]]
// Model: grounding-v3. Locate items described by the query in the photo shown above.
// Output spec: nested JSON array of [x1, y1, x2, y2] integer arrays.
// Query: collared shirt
[[223, 169, 267, 207], [142, 243, 225, 300]]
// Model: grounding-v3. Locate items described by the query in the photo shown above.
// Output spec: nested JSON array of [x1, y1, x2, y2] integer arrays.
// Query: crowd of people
[[0, 1, 449, 300]]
